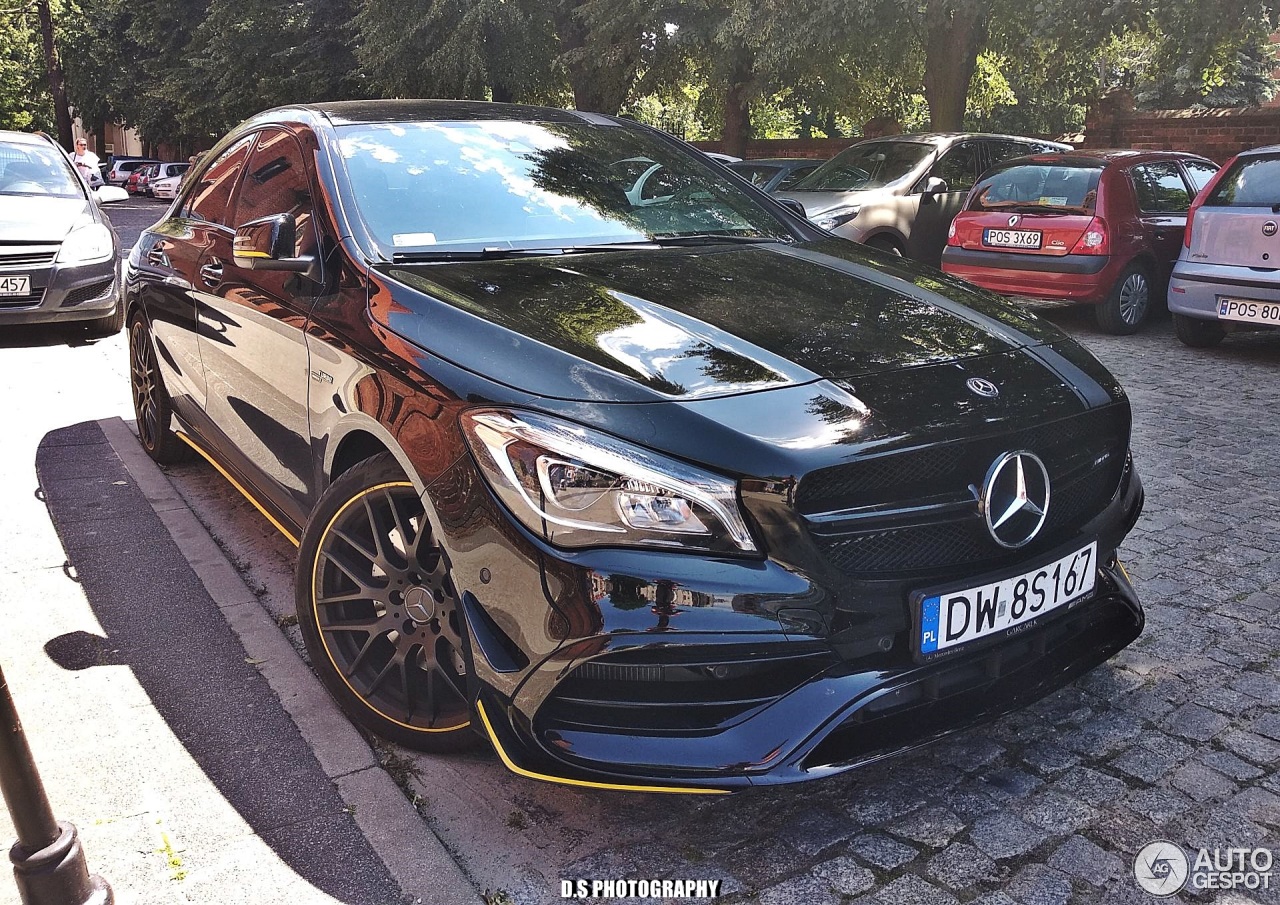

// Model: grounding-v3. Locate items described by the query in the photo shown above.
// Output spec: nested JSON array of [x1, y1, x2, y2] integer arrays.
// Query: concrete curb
[[99, 417, 482, 905]]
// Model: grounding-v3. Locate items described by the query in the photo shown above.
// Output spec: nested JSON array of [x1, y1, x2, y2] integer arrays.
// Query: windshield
[[0, 142, 83, 197], [335, 121, 795, 257], [790, 141, 933, 192], [968, 163, 1103, 214]]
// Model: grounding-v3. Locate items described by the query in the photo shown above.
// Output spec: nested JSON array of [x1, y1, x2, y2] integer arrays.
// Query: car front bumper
[[0, 252, 119, 326], [449, 456, 1145, 792]]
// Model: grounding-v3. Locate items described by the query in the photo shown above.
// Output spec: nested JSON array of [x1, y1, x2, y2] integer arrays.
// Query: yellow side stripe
[[475, 700, 730, 795], [1117, 560, 1131, 583], [177, 432, 300, 547]]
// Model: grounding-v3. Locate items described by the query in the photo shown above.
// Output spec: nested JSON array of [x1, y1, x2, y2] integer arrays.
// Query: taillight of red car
[[1185, 157, 1232, 249], [1069, 217, 1110, 255]]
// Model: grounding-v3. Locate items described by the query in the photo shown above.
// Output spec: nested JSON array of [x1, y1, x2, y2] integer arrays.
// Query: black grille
[[0, 290, 43, 309], [62, 280, 113, 307], [803, 406, 1128, 578], [539, 645, 837, 735], [0, 250, 57, 267]]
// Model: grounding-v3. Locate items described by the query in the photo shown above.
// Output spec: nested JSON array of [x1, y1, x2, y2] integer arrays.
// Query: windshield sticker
[[393, 232, 437, 246]]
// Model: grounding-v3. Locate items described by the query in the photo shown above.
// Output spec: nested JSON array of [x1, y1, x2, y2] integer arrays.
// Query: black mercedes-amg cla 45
[[124, 101, 1143, 793]]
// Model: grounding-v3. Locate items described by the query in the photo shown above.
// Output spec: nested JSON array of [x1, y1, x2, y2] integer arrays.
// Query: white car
[[151, 174, 182, 201]]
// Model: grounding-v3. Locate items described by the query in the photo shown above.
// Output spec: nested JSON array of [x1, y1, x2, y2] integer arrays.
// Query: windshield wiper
[[649, 234, 785, 246], [392, 246, 615, 262]]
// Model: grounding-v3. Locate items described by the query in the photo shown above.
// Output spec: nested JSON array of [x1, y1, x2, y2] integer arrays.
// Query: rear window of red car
[[968, 163, 1103, 215], [1206, 155, 1280, 207]]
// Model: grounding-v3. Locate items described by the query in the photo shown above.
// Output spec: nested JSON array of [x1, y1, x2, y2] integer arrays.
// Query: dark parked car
[[125, 101, 1144, 792], [728, 158, 822, 193], [1169, 145, 1280, 347], [0, 129, 128, 334], [943, 150, 1219, 334], [778, 133, 1070, 264]]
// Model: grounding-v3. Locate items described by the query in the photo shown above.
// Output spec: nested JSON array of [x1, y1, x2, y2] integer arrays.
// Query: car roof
[[1016, 148, 1210, 165], [849, 132, 1072, 149], [0, 129, 59, 148], [1236, 144, 1280, 158], [731, 158, 818, 166]]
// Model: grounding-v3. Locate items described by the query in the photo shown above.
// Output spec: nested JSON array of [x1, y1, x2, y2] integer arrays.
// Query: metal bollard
[[0, 662, 112, 905]]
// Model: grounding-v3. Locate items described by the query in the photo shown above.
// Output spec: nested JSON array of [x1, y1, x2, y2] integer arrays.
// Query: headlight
[[461, 409, 758, 554], [56, 222, 114, 264], [813, 206, 860, 231]]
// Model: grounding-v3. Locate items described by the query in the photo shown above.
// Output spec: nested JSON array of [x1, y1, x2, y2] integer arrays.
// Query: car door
[[909, 140, 980, 265], [195, 127, 321, 527], [1129, 161, 1194, 282]]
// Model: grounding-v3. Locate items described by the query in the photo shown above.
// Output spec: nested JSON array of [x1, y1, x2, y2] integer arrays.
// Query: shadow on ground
[[34, 419, 402, 905]]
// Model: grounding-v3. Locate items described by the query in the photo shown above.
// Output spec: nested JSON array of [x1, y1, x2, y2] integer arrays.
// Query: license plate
[[0, 275, 30, 296], [1217, 297, 1280, 326], [917, 542, 1097, 657], [983, 228, 1042, 249]]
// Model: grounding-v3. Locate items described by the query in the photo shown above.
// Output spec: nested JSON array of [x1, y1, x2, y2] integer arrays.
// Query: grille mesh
[[62, 280, 113, 307]]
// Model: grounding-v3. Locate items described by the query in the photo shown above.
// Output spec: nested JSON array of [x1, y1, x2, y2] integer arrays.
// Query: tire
[[128, 315, 193, 464], [85, 294, 125, 337], [1173, 312, 1226, 348], [296, 453, 478, 752], [866, 236, 904, 257], [1095, 264, 1151, 335]]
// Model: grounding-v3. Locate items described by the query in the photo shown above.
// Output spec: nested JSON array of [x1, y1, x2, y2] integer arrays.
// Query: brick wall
[[1081, 91, 1280, 163]]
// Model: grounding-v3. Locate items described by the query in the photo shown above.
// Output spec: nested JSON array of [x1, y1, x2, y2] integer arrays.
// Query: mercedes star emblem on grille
[[966, 377, 1000, 398], [981, 451, 1051, 548]]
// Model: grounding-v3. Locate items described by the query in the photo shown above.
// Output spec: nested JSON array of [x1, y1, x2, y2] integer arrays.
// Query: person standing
[[71, 138, 100, 183]]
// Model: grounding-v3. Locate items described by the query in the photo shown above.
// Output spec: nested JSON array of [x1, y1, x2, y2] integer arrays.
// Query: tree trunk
[[720, 48, 754, 158], [92, 115, 107, 156], [921, 0, 989, 131], [552, 1, 635, 114], [36, 0, 73, 149]]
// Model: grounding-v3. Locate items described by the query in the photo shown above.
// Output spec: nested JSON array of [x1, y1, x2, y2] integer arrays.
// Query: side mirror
[[919, 176, 948, 204], [777, 198, 806, 219], [233, 213, 316, 275], [94, 186, 129, 204]]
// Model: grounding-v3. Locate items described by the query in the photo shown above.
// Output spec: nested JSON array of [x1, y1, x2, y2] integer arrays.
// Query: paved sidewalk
[[1, 411, 476, 904]]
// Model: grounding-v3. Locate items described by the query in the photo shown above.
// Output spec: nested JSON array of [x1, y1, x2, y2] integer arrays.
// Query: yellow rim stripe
[[314, 481, 469, 733], [475, 700, 729, 795], [177, 432, 300, 546], [1117, 559, 1132, 583]]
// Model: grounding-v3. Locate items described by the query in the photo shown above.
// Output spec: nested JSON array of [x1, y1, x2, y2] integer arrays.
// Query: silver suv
[[1170, 145, 1280, 347], [778, 133, 1069, 265]]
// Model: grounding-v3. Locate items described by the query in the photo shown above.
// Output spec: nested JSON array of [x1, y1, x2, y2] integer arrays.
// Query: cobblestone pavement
[[159, 295, 1280, 903]]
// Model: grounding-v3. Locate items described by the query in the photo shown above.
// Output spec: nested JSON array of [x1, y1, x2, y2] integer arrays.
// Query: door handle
[[199, 259, 223, 287]]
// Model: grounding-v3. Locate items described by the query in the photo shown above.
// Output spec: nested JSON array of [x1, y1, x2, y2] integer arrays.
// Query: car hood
[[776, 187, 898, 219], [370, 239, 1067, 403], [0, 196, 90, 243]]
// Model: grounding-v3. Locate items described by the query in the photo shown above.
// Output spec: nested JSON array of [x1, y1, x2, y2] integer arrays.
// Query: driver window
[[934, 143, 979, 194], [184, 135, 254, 225], [230, 129, 315, 257]]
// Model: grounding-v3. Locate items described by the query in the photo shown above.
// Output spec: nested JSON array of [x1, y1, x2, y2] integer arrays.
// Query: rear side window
[[729, 164, 781, 188], [1131, 162, 1191, 213], [968, 163, 1102, 214], [1206, 156, 1280, 207], [776, 165, 817, 190]]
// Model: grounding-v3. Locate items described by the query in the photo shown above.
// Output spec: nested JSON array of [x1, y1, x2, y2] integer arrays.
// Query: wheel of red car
[[1095, 263, 1150, 335], [1173, 313, 1226, 348], [296, 453, 478, 752]]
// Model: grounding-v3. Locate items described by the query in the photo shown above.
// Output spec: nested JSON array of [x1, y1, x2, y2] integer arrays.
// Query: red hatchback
[[942, 150, 1218, 334]]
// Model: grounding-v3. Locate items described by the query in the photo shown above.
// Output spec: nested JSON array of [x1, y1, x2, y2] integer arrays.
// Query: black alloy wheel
[[297, 454, 477, 751], [129, 316, 191, 464]]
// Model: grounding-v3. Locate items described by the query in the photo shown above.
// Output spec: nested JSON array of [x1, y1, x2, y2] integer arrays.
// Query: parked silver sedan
[[1170, 145, 1280, 347], [778, 133, 1069, 265]]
